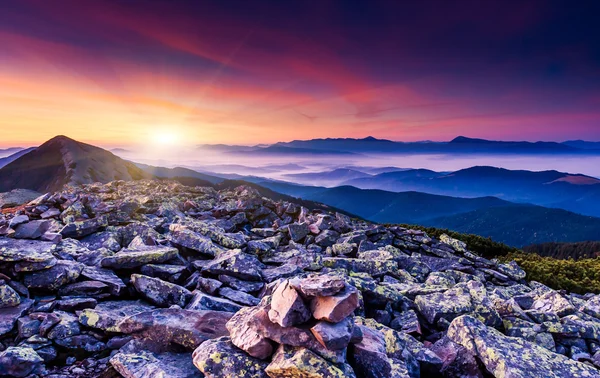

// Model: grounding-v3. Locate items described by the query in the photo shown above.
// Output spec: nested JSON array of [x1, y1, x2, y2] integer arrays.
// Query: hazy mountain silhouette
[[0, 148, 36, 169], [0, 136, 151, 192]]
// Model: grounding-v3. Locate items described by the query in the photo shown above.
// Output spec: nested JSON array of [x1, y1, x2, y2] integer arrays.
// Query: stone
[[196, 276, 223, 294], [60, 216, 108, 238], [0, 280, 20, 308], [81, 231, 121, 252], [192, 337, 269, 377], [218, 275, 264, 293], [310, 317, 354, 350], [294, 274, 346, 297], [218, 287, 260, 306], [55, 297, 97, 311], [131, 274, 192, 308], [54, 334, 106, 352], [311, 284, 360, 323], [169, 225, 225, 257], [415, 286, 474, 325], [79, 300, 155, 332], [14, 220, 51, 239], [9, 214, 29, 228], [116, 308, 232, 350], [322, 257, 398, 277], [202, 249, 264, 281], [288, 222, 310, 242], [265, 344, 355, 378], [226, 306, 274, 359], [101, 246, 179, 269], [80, 266, 126, 295], [0, 346, 44, 377], [0, 238, 56, 268], [111, 350, 202, 378], [583, 295, 600, 319], [58, 280, 108, 296], [186, 290, 243, 313], [23, 260, 83, 290], [439, 234, 467, 253], [448, 315, 600, 378], [315, 230, 340, 247], [349, 325, 406, 378], [531, 290, 575, 317], [268, 280, 311, 327]]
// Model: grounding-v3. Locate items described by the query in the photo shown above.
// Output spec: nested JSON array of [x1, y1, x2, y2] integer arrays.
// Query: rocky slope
[[0, 136, 150, 193], [1, 180, 600, 377]]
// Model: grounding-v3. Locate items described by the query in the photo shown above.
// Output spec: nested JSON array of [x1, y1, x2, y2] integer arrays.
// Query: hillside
[[523, 241, 600, 260], [258, 181, 600, 247], [0, 136, 151, 192], [0, 147, 36, 168], [345, 166, 600, 217]]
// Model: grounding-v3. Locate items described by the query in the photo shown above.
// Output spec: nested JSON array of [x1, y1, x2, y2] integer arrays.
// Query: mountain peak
[[450, 136, 492, 144]]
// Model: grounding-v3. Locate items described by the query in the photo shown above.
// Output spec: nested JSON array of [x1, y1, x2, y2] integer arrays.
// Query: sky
[[1, 0, 600, 147]]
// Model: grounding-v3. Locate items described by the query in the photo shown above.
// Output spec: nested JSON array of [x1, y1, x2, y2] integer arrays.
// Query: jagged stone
[[448, 315, 600, 377], [169, 225, 225, 256], [186, 290, 243, 313], [101, 246, 179, 269], [192, 336, 269, 377], [226, 306, 274, 359], [60, 216, 108, 238], [531, 290, 576, 317], [350, 325, 408, 378], [415, 286, 474, 325], [116, 308, 232, 349], [269, 280, 311, 327], [79, 300, 155, 332], [131, 274, 192, 308], [14, 220, 51, 239], [0, 346, 44, 377], [23, 260, 83, 290], [111, 350, 202, 378], [265, 344, 356, 378], [218, 287, 259, 306], [310, 317, 354, 350], [0, 280, 20, 308], [202, 249, 264, 281], [311, 284, 360, 322], [293, 274, 346, 297], [80, 266, 126, 295], [288, 222, 310, 242]]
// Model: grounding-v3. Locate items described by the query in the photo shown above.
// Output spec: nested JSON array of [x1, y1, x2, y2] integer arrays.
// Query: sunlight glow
[[150, 130, 181, 146]]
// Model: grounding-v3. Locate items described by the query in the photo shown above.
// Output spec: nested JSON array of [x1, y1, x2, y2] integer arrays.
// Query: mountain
[[562, 140, 600, 150], [523, 241, 600, 260], [0, 136, 151, 192], [257, 181, 600, 247], [229, 145, 358, 155], [283, 168, 372, 185], [0, 147, 26, 157], [275, 136, 599, 155], [0, 147, 36, 168], [344, 166, 600, 217], [135, 163, 224, 185]]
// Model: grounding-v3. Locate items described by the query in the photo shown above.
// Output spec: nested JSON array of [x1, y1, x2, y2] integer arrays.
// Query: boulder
[[0, 346, 44, 377], [186, 290, 243, 313], [116, 308, 232, 350], [310, 317, 354, 350], [23, 260, 83, 290], [14, 220, 51, 239], [415, 286, 474, 325], [202, 249, 264, 281], [349, 325, 407, 378], [79, 300, 155, 332], [226, 306, 274, 359], [80, 266, 126, 295], [131, 274, 192, 308], [169, 225, 225, 257], [60, 216, 108, 238], [294, 275, 346, 297], [0, 280, 20, 308], [265, 344, 356, 378], [311, 284, 360, 322], [192, 337, 269, 377], [531, 290, 576, 317], [448, 315, 600, 377], [111, 350, 202, 378], [288, 222, 309, 242], [268, 280, 311, 327], [0, 298, 33, 337], [101, 246, 179, 269]]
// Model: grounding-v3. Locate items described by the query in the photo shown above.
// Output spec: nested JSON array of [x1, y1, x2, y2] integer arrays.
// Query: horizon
[[2, 0, 600, 146]]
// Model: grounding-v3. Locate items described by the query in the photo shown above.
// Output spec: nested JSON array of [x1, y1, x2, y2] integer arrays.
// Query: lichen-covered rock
[[288, 222, 310, 242], [531, 290, 575, 317], [169, 225, 226, 257], [448, 315, 600, 378], [322, 257, 398, 277], [202, 249, 264, 281], [116, 308, 232, 350], [79, 300, 155, 332], [60, 215, 108, 238], [14, 219, 51, 239], [186, 290, 244, 313], [101, 246, 179, 269], [0, 280, 20, 308], [192, 336, 269, 378], [415, 286, 474, 325], [349, 325, 408, 378], [0, 346, 44, 377], [23, 260, 83, 290], [265, 344, 356, 378], [131, 274, 192, 308], [293, 275, 346, 297], [111, 350, 202, 378]]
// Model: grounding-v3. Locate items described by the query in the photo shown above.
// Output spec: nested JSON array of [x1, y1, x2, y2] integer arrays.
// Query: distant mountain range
[[271, 136, 600, 155], [255, 181, 600, 247], [284, 166, 600, 218], [3, 135, 600, 247]]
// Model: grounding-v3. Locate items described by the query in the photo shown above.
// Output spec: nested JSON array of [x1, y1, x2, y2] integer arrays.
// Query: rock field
[[1, 179, 600, 377]]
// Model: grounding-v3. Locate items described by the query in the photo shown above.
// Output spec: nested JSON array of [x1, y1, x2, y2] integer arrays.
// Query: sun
[[150, 130, 180, 146]]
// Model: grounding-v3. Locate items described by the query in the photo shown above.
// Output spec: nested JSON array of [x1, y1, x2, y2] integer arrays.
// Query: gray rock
[[131, 274, 192, 308], [0, 346, 44, 377]]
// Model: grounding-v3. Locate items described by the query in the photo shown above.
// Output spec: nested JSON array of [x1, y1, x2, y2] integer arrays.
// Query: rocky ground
[[1, 179, 600, 377]]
